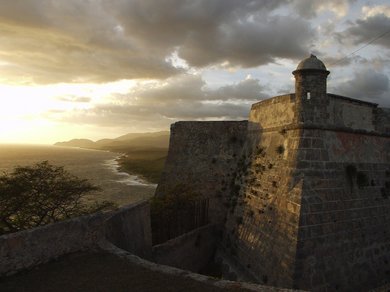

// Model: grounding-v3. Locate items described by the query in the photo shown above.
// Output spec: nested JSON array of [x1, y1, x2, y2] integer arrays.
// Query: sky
[[0, 0, 389, 144]]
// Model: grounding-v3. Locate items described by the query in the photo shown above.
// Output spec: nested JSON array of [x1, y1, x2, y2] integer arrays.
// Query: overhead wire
[[328, 29, 390, 66]]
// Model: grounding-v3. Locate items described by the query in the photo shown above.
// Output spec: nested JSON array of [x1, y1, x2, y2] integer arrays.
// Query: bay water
[[0, 144, 156, 206]]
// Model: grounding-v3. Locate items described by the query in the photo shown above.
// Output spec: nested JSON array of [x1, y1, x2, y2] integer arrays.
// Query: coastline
[[114, 151, 167, 185], [53, 144, 167, 186], [104, 155, 157, 187]]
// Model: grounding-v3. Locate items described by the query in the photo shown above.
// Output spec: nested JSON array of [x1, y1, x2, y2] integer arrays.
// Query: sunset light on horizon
[[0, 0, 389, 144]]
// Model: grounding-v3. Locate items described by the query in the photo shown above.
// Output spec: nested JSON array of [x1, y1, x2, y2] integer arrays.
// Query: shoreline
[[104, 155, 157, 187], [53, 144, 166, 186]]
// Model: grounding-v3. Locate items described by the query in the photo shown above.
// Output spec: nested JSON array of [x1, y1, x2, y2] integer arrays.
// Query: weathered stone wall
[[294, 70, 329, 125], [101, 239, 299, 292], [222, 125, 303, 288], [0, 211, 106, 276], [250, 95, 296, 128], [293, 129, 390, 291], [152, 224, 218, 273], [328, 94, 376, 132], [0, 200, 153, 276], [221, 125, 390, 290], [105, 201, 152, 259], [155, 121, 248, 226], [376, 108, 390, 134]]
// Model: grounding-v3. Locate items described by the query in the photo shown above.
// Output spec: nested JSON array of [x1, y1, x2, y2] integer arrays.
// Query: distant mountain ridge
[[54, 139, 96, 148], [54, 131, 170, 151]]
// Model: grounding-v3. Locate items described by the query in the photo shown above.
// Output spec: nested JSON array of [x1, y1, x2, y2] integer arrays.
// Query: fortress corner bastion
[[156, 55, 390, 291]]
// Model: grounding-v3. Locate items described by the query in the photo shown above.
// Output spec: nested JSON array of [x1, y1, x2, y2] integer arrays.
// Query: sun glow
[[0, 80, 139, 144]]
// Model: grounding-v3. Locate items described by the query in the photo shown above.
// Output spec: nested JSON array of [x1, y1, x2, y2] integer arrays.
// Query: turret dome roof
[[296, 54, 327, 71]]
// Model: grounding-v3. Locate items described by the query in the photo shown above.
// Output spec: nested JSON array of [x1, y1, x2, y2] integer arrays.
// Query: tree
[[0, 161, 114, 235]]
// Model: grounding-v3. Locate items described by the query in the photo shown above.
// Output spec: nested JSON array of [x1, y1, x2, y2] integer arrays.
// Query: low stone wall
[[105, 200, 152, 259], [0, 211, 106, 276], [152, 224, 218, 273], [100, 239, 299, 292], [0, 200, 152, 276]]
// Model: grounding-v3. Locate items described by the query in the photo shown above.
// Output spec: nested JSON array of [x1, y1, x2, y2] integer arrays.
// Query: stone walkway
[[0, 251, 250, 292]]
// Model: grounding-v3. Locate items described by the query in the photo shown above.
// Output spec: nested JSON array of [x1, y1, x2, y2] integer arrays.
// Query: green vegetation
[[150, 184, 206, 244], [356, 171, 369, 188], [0, 161, 114, 235], [150, 184, 202, 219], [117, 148, 167, 184], [275, 145, 285, 155], [345, 164, 357, 193], [345, 165, 371, 191], [345, 164, 357, 178]]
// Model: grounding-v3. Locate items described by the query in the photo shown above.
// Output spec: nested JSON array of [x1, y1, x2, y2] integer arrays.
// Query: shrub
[[276, 145, 285, 155], [0, 161, 114, 235], [150, 184, 202, 220], [356, 171, 369, 188]]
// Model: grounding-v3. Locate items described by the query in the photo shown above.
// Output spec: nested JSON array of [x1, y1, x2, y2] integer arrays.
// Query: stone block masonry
[[152, 224, 218, 273], [223, 126, 304, 288], [155, 120, 249, 226], [293, 129, 390, 291], [156, 55, 390, 291]]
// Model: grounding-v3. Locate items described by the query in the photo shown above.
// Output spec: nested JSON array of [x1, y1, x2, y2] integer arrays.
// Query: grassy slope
[[98, 135, 169, 184], [115, 148, 168, 184]]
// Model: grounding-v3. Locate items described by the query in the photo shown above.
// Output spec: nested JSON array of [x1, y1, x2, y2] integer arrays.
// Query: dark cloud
[[324, 55, 365, 68], [132, 74, 206, 104], [0, 0, 179, 84], [114, 0, 315, 67], [0, 0, 318, 84], [338, 14, 390, 49], [209, 79, 269, 100], [335, 69, 390, 105], [178, 14, 315, 67]]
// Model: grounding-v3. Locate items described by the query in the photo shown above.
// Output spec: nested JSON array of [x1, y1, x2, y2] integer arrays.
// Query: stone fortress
[[156, 55, 390, 291], [1, 55, 390, 292]]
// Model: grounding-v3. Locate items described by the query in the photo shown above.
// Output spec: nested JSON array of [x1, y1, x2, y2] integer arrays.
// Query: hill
[[55, 131, 169, 151], [54, 139, 97, 148]]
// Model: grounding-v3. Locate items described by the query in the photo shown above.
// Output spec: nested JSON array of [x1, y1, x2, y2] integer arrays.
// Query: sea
[[0, 144, 156, 206]]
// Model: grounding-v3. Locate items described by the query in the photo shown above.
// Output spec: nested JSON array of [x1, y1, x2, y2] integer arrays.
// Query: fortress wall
[[376, 108, 390, 134], [105, 201, 152, 259], [328, 95, 376, 131], [0, 201, 152, 276], [222, 126, 304, 288], [0, 211, 106, 276], [152, 224, 218, 273], [250, 94, 296, 128], [222, 126, 390, 290], [155, 121, 248, 226], [293, 129, 390, 291]]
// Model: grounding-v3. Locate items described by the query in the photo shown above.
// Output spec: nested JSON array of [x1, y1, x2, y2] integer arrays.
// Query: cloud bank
[[0, 0, 319, 84], [0, 0, 389, 140]]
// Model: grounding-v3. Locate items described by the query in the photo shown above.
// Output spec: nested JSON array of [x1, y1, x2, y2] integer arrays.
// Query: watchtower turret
[[293, 54, 330, 124]]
